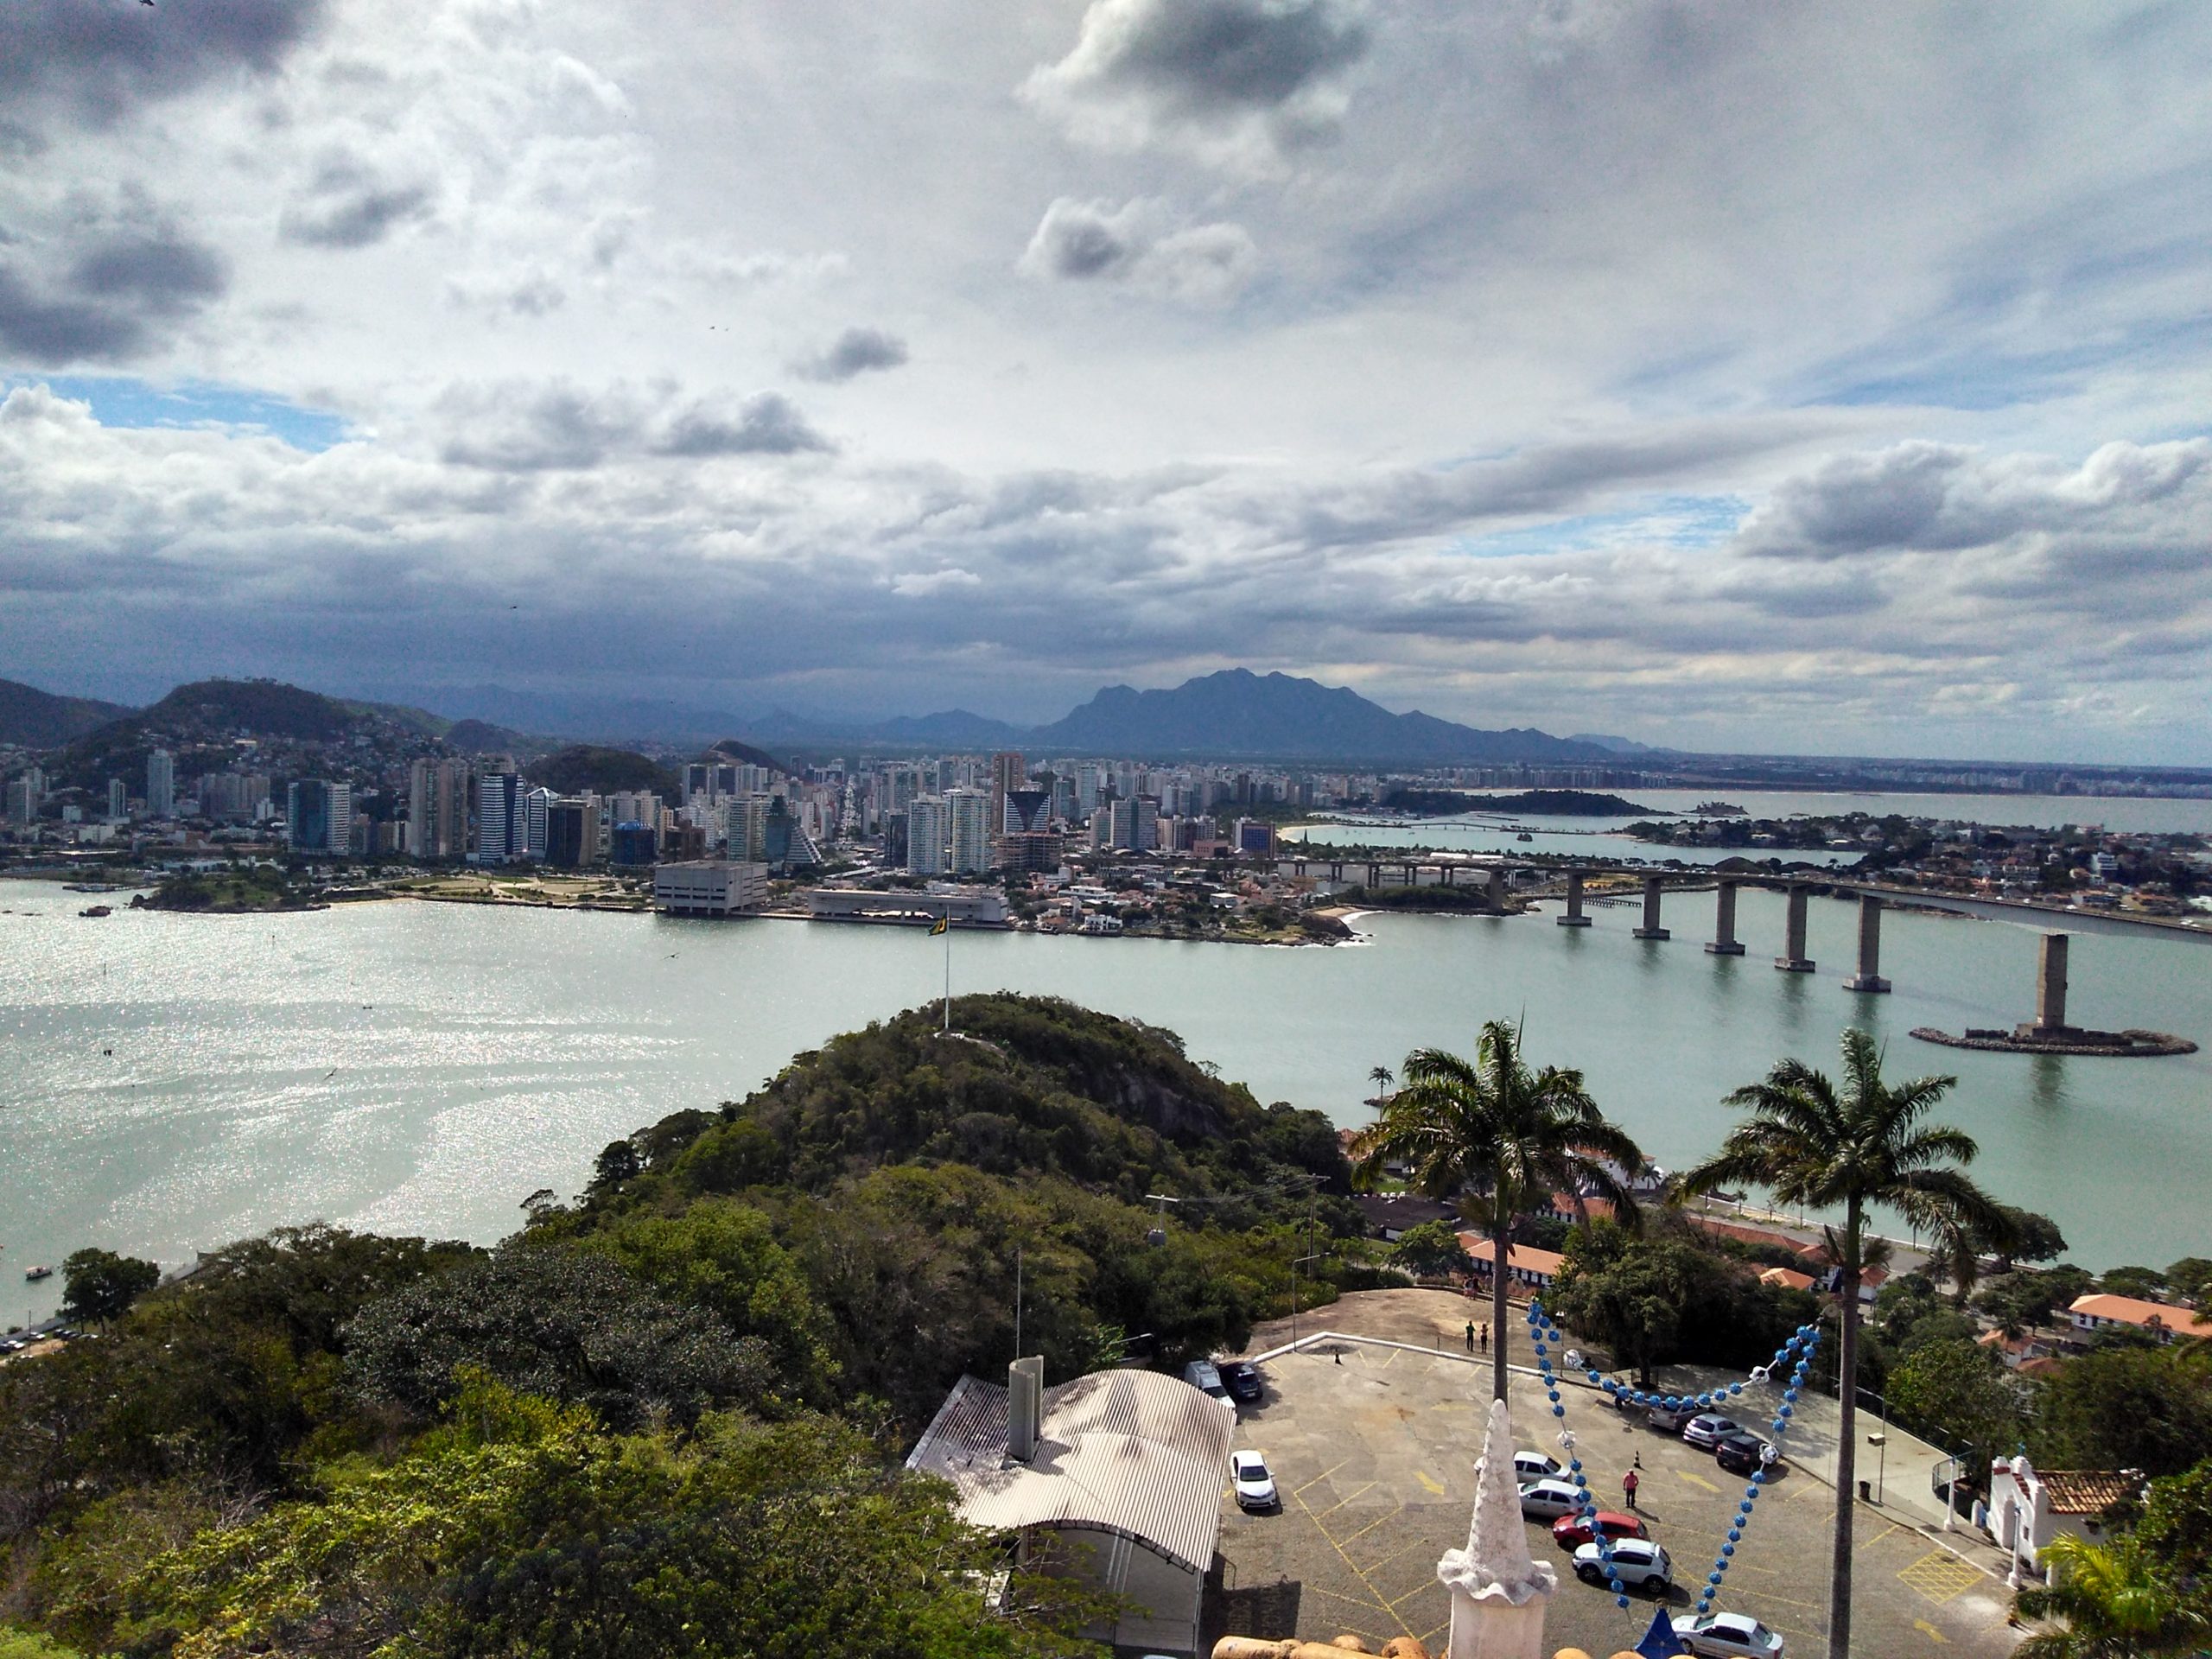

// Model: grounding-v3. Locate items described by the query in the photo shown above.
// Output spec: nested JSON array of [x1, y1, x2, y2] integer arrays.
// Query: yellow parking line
[[1338, 1505, 1406, 1546], [1915, 1618, 1948, 1643], [1677, 1468, 1721, 1494], [1313, 1481, 1379, 1517], [1295, 1459, 1350, 1496], [1415, 1469, 1445, 1495]]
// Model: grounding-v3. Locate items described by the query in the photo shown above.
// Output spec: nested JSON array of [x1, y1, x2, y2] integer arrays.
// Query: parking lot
[[1208, 1294, 2021, 1658]]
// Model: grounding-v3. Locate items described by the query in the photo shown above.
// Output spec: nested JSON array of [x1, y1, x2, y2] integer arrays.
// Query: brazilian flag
[[929, 916, 950, 936]]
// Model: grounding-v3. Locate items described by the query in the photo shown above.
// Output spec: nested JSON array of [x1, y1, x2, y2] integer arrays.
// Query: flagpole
[[943, 895, 951, 1032]]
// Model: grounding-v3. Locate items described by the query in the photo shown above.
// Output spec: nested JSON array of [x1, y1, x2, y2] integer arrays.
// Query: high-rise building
[[286, 779, 352, 854], [146, 750, 175, 818], [1004, 786, 1052, 834], [723, 793, 769, 861], [4, 767, 45, 825], [524, 787, 555, 861], [407, 759, 473, 860], [1109, 794, 1160, 852], [107, 777, 127, 821], [474, 770, 524, 864], [906, 795, 951, 876], [545, 797, 601, 868], [988, 751, 1026, 835], [948, 786, 994, 874]]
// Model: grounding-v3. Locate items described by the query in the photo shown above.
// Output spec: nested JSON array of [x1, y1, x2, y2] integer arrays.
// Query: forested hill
[[584, 993, 1349, 1214]]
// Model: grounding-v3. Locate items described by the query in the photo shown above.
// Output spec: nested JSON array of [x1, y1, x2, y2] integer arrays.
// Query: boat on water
[[79, 905, 112, 918], [64, 882, 118, 893], [1516, 831, 1533, 842], [24, 1265, 53, 1282]]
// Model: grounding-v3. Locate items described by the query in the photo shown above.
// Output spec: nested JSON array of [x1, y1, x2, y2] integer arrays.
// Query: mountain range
[[3, 668, 1620, 767]]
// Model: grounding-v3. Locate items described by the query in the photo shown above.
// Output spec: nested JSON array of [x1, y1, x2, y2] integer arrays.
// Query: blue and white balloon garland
[[1524, 1300, 1822, 1619]]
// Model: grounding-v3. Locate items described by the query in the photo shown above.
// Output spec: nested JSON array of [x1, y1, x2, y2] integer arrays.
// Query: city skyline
[[4, 3, 2212, 761]]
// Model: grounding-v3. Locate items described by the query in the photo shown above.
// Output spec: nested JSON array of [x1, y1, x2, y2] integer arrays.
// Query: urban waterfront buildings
[[948, 786, 994, 874]]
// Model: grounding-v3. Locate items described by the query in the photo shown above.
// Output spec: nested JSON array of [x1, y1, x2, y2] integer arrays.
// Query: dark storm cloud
[[791, 327, 909, 383], [653, 393, 830, 456], [1055, 0, 1370, 118], [0, 0, 328, 128], [0, 220, 229, 365]]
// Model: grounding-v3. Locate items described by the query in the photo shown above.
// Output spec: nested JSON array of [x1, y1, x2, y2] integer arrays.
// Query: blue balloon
[[1617, 1595, 1630, 1609], [1745, 1486, 1760, 1501], [1728, 1529, 1741, 1542], [1548, 1389, 1561, 1403], [1569, 1459, 1583, 1472], [1752, 1471, 1768, 1484], [1708, 1572, 1723, 1585], [1587, 1370, 1602, 1383], [1722, 1544, 1734, 1557], [1573, 1473, 1586, 1486]]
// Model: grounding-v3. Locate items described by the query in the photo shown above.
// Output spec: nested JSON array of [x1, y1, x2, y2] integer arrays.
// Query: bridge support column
[[1775, 885, 1815, 971], [1844, 893, 1890, 992], [2034, 932, 2070, 1032], [1488, 867, 1506, 910], [1707, 880, 1745, 954], [1556, 869, 1592, 926], [1366, 861, 1381, 888], [1633, 874, 1670, 939]]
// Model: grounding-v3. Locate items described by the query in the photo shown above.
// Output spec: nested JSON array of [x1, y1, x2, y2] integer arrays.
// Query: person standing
[[1478, 1323, 1490, 1354], [1465, 1319, 1476, 1353], [1623, 1467, 1641, 1511]]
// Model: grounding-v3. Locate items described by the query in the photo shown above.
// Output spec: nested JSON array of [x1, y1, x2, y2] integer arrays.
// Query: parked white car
[[1573, 1538, 1671, 1593], [1230, 1449, 1278, 1511], [1672, 1611, 1786, 1656], [1681, 1412, 1741, 1449], [1512, 1450, 1563, 1483], [1517, 1478, 1584, 1518]]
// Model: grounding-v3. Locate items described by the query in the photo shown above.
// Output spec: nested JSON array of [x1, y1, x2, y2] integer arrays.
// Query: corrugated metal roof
[[906, 1368, 1235, 1576]]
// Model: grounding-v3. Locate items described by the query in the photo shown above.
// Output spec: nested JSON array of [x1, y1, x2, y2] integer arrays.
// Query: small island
[[1381, 787, 1655, 817], [131, 867, 327, 913]]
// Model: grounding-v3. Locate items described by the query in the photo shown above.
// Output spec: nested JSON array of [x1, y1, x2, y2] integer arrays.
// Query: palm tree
[[1677, 1027, 2014, 1659], [2013, 1533, 2208, 1656], [1352, 1020, 1642, 1401], [1368, 1064, 1394, 1100]]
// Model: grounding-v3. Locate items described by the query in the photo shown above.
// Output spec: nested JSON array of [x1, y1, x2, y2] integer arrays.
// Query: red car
[[1552, 1510, 1649, 1548]]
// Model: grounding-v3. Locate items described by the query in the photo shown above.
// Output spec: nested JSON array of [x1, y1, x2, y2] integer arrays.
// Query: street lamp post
[[1867, 1432, 1888, 1506]]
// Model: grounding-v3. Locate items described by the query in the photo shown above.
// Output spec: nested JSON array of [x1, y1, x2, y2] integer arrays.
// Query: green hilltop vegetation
[[0, 996, 1361, 1659], [1380, 786, 1655, 817]]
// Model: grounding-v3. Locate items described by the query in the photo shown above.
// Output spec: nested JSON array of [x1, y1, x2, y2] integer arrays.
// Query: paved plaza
[[1207, 1293, 2023, 1658]]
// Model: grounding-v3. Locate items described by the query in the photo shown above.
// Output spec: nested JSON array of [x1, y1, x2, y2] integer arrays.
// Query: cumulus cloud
[[654, 393, 830, 457], [1020, 198, 1258, 301], [0, 210, 228, 365], [0, 0, 327, 129], [791, 327, 909, 383], [433, 382, 829, 471], [1024, 0, 1370, 163]]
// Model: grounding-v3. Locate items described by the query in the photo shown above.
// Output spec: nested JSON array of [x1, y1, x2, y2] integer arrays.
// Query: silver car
[[1517, 1478, 1583, 1519], [1681, 1412, 1741, 1449], [1673, 1611, 1786, 1657], [1574, 1537, 1671, 1594]]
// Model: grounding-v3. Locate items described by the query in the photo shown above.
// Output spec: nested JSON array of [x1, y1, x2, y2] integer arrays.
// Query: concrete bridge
[[1273, 855, 1909, 991]]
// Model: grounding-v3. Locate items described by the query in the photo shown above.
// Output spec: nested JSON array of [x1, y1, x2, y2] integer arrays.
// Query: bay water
[[4, 874, 2208, 1324]]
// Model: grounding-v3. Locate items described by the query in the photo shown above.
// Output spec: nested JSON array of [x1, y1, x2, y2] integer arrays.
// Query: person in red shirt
[[1623, 1467, 1641, 1510]]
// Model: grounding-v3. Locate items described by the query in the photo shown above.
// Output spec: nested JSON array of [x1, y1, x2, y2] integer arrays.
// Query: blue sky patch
[[1447, 493, 1749, 560], [2, 374, 350, 452]]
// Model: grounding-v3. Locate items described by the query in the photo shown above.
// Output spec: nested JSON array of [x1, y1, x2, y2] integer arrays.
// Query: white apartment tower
[[906, 794, 951, 876], [947, 786, 994, 874]]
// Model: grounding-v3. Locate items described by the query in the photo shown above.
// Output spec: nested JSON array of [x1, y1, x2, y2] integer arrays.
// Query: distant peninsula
[[1381, 787, 1656, 817]]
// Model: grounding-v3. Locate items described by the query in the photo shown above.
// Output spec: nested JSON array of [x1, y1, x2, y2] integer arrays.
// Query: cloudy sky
[[3, 0, 2210, 761]]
